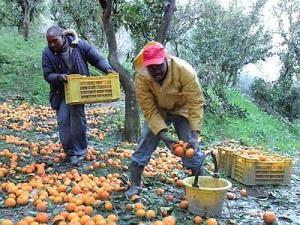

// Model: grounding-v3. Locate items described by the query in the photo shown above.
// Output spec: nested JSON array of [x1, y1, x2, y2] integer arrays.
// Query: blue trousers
[[131, 114, 202, 169], [56, 98, 87, 157]]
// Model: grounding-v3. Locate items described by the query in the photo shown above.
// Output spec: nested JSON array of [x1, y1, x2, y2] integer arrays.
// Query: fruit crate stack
[[231, 150, 292, 185], [217, 142, 292, 185], [216, 140, 245, 176], [64, 73, 121, 105]]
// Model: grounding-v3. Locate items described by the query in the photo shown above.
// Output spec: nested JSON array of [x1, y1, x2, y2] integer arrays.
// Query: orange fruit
[[107, 214, 118, 222], [152, 221, 165, 225], [176, 180, 184, 187], [135, 209, 146, 218], [156, 188, 165, 196], [24, 216, 34, 224], [16, 220, 28, 225], [145, 209, 156, 219], [240, 189, 248, 197], [58, 222, 67, 225], [80, 215, 91, 224], [35, 212, 49, 223], [71, 186, 81, 195], [36, 201, 47, 211], [185, 148, 195, 158], [5, 197, 16, 207], [263, 211, 276, 224], [135, 202, 144, 210], [174, 146, 185, 157], [104, 201, 113, 211], [206, 218, 218, 225], [1, 219, 13, 225], [226, 192, 235, 200], [194, 216, 202, 224], [66, 202, 77, 212], [17, 194, 29, 205], [179, 200, 189, 209], [84, 206, 94, 215], [162, 216, 176, 225], [259, 155, 267, 161], [52, 215, 65, 223]]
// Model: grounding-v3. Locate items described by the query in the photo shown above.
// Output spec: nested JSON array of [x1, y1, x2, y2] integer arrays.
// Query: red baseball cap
[[142, 43, 166, 67]]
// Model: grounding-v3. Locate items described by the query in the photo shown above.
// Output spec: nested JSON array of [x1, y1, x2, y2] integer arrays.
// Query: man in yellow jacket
[[125, 41, 205, 197]]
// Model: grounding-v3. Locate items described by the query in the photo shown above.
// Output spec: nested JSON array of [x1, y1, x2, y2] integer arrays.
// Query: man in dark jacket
[[42, 26, 114, 165]]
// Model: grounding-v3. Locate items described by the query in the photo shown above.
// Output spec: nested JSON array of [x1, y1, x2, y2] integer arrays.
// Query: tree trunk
[[22, 0, 34, 40], [98, 0, 140, 141], [155, 0, 176, 45]]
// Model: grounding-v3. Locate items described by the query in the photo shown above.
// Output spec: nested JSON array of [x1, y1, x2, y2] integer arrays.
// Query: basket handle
[[192, 150, 220, 188]]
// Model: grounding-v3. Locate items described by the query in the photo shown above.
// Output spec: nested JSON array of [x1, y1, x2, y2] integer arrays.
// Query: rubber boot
[[125, 165, 144, 197]]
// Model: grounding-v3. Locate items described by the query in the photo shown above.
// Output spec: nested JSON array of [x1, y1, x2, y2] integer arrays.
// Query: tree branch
[[155, 0, 176, 45]]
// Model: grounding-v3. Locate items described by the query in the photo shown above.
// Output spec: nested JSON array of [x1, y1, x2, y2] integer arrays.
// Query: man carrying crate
[[125, 41, 205, 197], [42, 26, 114, 166]]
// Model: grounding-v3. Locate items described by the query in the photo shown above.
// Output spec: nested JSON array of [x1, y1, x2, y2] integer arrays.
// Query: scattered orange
[[1, 219, 13, 225], [145, 209, 156, 219], [156, 188, 165, 196], [104, 201, 113, 211], [17, 195, 29, 205], [174, 146, 185, 157], [240, 189, 248, 197], [206, 218, 218, 225], [107, 214, 118, 222], [5, 198, 16, 207], [35, 212, 49, 223], [194, 216, 202, 224], [226, 192, 235, 200], [179, 200, 189, 209], [135, 209, 146, 218], [152, 221, 165, 225], [16, 220, 28, 225], [135, 202, 144, 210], [84, 206, 94, 215], [36, 201, 47, 211], [162, 216, 176, 225], [263, 211, 277, 224], [185, 148, 195, 158]]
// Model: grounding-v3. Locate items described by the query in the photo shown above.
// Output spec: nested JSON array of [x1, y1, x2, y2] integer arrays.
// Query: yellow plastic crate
[[217, 146, 235, 176], [64, 73, 121, 105], [231, 152, 292, 185]]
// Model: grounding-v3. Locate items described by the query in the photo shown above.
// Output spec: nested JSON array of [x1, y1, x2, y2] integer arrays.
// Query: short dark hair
[[46, 26, 63, 37]]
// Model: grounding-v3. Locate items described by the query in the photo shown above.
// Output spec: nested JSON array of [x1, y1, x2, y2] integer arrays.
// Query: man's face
[[47, 34, 64, 53], [146, 59, 168, 82]]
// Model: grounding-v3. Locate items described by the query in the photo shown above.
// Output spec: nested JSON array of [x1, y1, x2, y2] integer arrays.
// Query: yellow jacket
[[134, 42, 205, 135]]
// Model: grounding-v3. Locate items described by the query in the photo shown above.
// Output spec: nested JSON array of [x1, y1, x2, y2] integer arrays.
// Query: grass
[[0, 29, 49, 105], [203, 90, 300, 154], [0, 29, 299, 155]]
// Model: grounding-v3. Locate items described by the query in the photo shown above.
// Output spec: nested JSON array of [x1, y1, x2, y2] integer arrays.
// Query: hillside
[[0, 29, 299, 154]]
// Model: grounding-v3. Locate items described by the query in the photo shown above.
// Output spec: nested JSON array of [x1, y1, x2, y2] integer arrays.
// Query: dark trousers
[[131, 114, 202, 169], [56, 98, 87, 157]]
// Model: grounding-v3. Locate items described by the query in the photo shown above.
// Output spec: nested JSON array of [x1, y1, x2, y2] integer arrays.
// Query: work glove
[[59, 74, 68, 82], [158, 130, 177, 151], [187, 130, 199, 150]]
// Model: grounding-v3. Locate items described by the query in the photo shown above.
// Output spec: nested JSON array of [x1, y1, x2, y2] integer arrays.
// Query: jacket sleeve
[[135, 75, 168, 135], [81, 40, 112, 73], [42, 51, 63, 84], [180, 67, 205, 131]]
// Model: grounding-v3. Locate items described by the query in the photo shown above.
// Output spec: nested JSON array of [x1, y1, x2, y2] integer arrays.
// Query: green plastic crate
[[64, 73, 121, 105]]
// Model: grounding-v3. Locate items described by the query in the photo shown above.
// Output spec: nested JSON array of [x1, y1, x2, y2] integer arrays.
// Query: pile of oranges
[[172, 141, 195, 158]]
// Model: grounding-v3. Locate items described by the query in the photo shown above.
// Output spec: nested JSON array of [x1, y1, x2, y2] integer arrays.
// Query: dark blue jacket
[[42, 36, 112, 109]]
